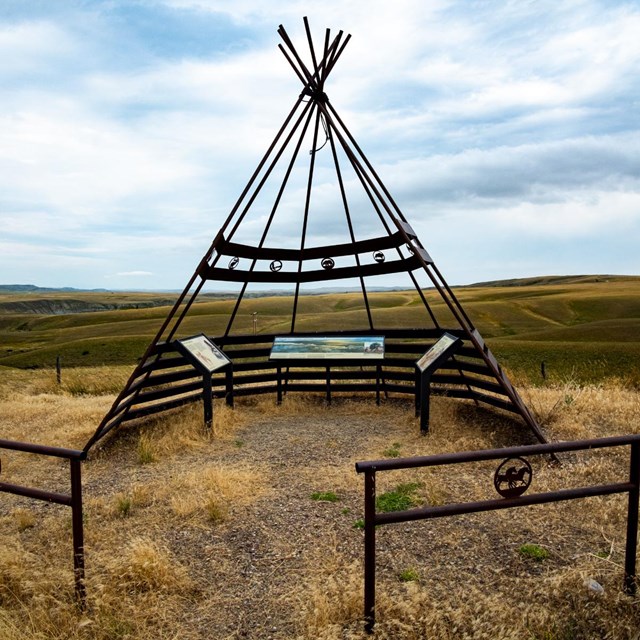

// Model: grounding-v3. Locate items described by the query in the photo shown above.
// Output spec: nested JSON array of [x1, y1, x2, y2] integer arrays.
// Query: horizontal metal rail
[[99, 329, 526, 439], [355, 435, 640, 632], [0, 438, 85, 460], [0, 440, 87, 608]]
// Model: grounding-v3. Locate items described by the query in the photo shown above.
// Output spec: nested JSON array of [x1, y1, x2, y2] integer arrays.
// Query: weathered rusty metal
[[356, 435, 640, 632], [494, 456, 532, 498], [0, 439, 87, 608], [86, 18, 547, 452]]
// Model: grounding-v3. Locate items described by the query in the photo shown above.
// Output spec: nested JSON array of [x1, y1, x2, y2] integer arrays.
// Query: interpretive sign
[[415, 332, 463, 434], [416, 332, 461, 373], [175, 335, 232, 428], [270, 336, 385, 360], [176, 334, 231, 374]]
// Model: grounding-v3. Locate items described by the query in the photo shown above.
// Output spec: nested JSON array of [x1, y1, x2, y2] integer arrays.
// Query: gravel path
[[175, 400, 412, 639]]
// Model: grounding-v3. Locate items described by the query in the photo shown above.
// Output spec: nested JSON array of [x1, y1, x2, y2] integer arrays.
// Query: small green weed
[[399, 568, 420, 582], [353, 519, 365, 530], [382, 442, 402, 458], [341, 507, 351, 515], [311, 491, 339, 502], [234, 439, 244, 448], [376, 482, 423, 513], [519, 543, 550, 561]]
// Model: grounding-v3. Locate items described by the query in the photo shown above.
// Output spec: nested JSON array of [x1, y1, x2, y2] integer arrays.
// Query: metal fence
[[355, 434, 640, 632], [0, 439, 87, 608]]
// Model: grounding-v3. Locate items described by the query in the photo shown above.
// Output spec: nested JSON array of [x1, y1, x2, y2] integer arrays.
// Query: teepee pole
[[303, 17, 319, 75], [226, 100, 314, 242], [320, 104, 441, 328], [278, 25, 316, 87], [291, 103, 323, 333], [224, 103, 317, 336], [88, 19, 546, 452], [326, 123, 374, 329], [324, 32, 350, 79], [278, 23, 348, 98], [319, 101, 546, 439], [320, 101, 474, 323], [323, 102, 546, 437], [335, 133, 441, 327]]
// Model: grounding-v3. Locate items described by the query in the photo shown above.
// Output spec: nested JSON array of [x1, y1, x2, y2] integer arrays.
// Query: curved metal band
[[204, 255, 421, 283], [215, 231, 407, 262]]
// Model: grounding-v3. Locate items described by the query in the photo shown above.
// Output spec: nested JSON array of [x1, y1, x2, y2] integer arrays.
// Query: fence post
[[69, 458, 86, 609], [225, 366, 234, 408], [625, 441, 640, 594], [364, 468, 376, 633], [56, 356, 62, 385], [276, 366, 282, 405]]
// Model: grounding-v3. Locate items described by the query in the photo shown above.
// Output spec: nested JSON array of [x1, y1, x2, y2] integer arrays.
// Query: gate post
[[70, 458, 86, 609], [624, 441, 640, 594], [364, 468, 376, 633]]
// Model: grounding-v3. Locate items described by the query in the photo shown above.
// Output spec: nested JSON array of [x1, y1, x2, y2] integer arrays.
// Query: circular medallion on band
[[270, 260, 283, 272], [228, 256, 240, 270], [493, 457, 532, 498], [373, 250, 385, 263], [321, 257, 335, 270]]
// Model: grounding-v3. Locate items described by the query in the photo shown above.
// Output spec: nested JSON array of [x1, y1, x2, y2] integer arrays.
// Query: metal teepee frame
[[84, 19, 547, 453]]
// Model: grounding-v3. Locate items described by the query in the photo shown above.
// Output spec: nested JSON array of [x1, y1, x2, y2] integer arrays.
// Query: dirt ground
[[2, 389, 640, 639]]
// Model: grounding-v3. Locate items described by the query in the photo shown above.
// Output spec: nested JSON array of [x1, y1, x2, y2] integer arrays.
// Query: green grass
[[519, 543, 550, 561], [1, 278, 638, 385], [311, 491, 339, 502], [376, 482, 423, 513], [492, 340, 640, 386], [382, 442, 402, 458], [399, 568, 420, 582]]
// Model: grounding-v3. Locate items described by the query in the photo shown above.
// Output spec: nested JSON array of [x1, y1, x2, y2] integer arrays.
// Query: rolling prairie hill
[[0, 275, 638, 384]]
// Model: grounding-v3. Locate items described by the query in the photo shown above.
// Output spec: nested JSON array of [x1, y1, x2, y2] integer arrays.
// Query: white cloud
[[0, 21, 75, 74], [114, 271, 154, 277], [489, 191, 640, 237], [0, 0, 639, 288]]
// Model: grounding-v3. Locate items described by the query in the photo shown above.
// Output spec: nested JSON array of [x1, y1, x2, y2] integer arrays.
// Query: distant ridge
[[468, 274, 639, 288], [2, 276, 638, 296], [0, 284, 412, 296], [0, 284, 109, 293]]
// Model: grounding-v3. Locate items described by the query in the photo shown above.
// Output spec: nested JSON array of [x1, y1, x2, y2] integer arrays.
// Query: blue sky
[[1, 0, 639, 290]]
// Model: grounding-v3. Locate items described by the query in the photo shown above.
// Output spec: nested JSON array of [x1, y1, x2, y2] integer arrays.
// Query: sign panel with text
[[270, 336, 385, 360]]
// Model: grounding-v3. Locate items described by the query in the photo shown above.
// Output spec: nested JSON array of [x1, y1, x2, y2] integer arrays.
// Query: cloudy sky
[[1, 0, 639, 290]]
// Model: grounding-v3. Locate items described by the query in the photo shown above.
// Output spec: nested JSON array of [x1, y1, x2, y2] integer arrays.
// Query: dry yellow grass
[[1, 367, 639, 638], [168, 463, 268, 524], [108, 537, 193, 593]]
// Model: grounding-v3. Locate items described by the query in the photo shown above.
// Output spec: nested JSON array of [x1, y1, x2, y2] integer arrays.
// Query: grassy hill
[[1, 280, 639, 638], [1, 276, 638, 385]]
